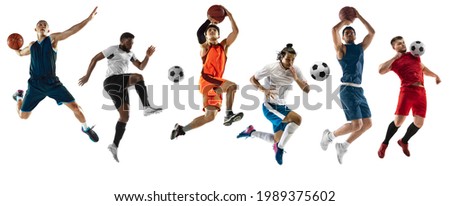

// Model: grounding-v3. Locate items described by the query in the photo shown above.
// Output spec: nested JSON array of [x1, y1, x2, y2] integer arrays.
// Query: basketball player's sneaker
[[82, 126, 99, 142], [170, 124, 185, 140], [320, 129, 333, 151], [224, 112, 244, 126], [335, 143, 348, 164], [144, 106, 163, 116], [237, 125, 255, 138], [12, 90, 24, 101], [108, 144, 119, 162]]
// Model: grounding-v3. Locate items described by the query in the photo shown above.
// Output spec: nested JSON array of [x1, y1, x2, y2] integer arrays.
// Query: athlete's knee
[[130, 74, 144, 84], [118, 111, 130, 122], [362, 119, 372, 130], [204, 113, 216, 122], [351, 120, 363, 131], [19, 112, 30, 120], [285, 112, 301, 125]]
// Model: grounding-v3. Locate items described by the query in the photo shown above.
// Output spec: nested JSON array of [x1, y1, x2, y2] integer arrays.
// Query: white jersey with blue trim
[[254, 62, 306, 105], [102, 45, 137, 78]]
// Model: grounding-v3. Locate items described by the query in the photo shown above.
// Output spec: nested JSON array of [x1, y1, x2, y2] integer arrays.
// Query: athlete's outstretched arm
[[131, 45, 156, 70], [50, 7, 97, 43], [79, 51, 104, 86], [422, 64, 442, 84], [223, 7, 239, 47], [332, 19, 351, 60], [355, 9, 375, 50], [15, 41, 34, 56]]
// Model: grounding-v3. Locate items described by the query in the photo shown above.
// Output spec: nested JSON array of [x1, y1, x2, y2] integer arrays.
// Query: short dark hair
[[342, 26, 356, 36], [120, 32, 134, 41], [390, 36, 403, 46], [206, 24, 220, 35], [277, 43, 296, 61]]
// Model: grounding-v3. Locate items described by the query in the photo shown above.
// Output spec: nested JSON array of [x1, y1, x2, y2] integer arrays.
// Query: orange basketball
[[207, 5, 226, 23], [7, 33, 24, 50], [339, 6, 356, 22]]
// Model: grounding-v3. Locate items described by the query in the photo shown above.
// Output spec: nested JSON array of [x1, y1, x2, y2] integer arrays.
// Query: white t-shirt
[[254, 62, 306, 105], [102, 45, 137, 77]]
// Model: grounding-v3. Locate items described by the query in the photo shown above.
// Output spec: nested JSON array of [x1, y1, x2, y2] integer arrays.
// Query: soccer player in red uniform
[[170, 6, 243, 140], [378, 36, 441, 158]]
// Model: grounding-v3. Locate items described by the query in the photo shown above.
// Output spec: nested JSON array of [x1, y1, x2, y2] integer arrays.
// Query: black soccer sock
[[402, 123, 420, 144], [113, 121, 127, 147], [135, 80, 150, 107], [383, 121, 400, 144]]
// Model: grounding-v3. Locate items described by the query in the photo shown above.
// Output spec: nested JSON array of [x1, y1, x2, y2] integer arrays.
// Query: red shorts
[[199, 76, 224, 111], [395, 86, 427, 118]]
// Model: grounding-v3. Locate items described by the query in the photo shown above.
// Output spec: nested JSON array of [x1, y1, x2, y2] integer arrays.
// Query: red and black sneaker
[[378, 143, 388, 159], [397, 139, 410, 157]]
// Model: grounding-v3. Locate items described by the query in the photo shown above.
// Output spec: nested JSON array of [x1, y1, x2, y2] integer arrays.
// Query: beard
[[119, 45, 130, 53]]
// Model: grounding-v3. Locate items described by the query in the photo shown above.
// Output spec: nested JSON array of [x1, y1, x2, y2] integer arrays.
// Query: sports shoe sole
[[224, 112, 244, 126]]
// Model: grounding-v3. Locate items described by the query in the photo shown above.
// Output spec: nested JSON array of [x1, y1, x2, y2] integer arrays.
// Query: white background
[[1, 0, 449, 205]]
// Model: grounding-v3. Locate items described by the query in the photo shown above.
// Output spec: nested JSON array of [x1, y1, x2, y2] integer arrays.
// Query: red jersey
[[202, 44, 227, 78], [390, 52, 424, 87]]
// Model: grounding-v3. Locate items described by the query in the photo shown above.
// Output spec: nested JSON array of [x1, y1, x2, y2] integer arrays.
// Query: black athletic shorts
[[103, 74, 131, 109]]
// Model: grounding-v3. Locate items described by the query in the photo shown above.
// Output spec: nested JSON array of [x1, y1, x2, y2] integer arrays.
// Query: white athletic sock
[[16, 96, 23, 101], [342, 141, 350, 149], [81, 123, 88, 131], [278, 122, 299, 149], [251, 131, 274, 143]]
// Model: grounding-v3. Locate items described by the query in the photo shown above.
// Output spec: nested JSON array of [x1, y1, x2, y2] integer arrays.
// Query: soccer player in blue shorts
[[12, 7, 99, 143], [320, 8, 375, 164], [237, 44, 310, 165]]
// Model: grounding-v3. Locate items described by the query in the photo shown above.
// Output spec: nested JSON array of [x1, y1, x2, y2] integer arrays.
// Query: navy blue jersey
[[338, 43, 364, 84], [29, 36, 57, 78]]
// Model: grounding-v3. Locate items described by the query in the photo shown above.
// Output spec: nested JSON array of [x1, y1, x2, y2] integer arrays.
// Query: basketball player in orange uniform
[[170, 6, 243, 139]]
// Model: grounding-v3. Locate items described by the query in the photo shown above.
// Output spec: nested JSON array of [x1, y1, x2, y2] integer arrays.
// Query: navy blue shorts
[[21, 77, 75, 112], [339, 85, 371, 121], [262, 102, 292, 133]]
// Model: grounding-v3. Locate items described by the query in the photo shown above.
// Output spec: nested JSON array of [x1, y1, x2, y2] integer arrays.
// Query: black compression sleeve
[[197, 19, 211, 44]]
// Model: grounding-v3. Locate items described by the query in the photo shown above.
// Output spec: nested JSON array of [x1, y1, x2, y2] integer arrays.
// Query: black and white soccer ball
[[168, 65, 184, 83], [310, 61, 330, 81], [410, 41, 425, 57]]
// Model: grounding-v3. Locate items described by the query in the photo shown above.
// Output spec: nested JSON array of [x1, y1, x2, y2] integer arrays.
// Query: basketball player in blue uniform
[[320, 8, 375, 164], [12, 7, 99, 142]]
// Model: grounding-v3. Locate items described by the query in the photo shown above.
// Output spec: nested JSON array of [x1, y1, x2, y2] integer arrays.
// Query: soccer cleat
[[237, 125, 255, 138], [275, 146, 284, 165], [82, 126, 99, 142], [108, 144, 119, 163], [143, 106, 163, 116], [12, 90, 24, 101], [170, 123, 185, 140], [224, 112, 244, 126], [397, 139, 410, 157], [378, 143, 388, 159], [320, 129, 333, 151], [335, 143, 348, 164]]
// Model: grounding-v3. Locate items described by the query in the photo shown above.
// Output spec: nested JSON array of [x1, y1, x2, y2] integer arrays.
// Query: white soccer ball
[[310, 61, 330, 81], [168, 65, 184, 83], [410, 41, 425, 57]]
